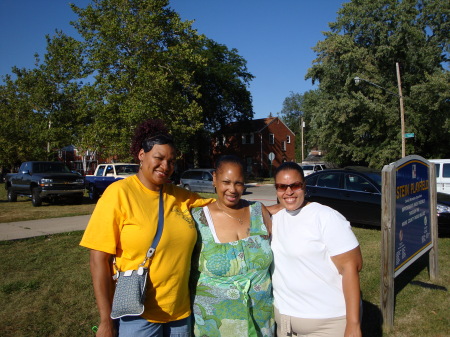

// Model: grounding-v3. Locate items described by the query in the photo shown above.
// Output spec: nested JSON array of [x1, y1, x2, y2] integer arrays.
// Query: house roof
[[222, 117, 295, 135]]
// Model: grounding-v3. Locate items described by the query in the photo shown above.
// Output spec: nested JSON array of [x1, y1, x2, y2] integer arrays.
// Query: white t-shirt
[[271, 202, 359, 319]]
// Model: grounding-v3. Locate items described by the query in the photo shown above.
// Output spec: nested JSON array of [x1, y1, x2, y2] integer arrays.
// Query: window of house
[[242, 133, 254, 144], [246, 157, 253, 173], [269, 133, 274, 144], [287, 135, 291, 144], [281, 141, 286, 151], [216, 135, 226, 146]]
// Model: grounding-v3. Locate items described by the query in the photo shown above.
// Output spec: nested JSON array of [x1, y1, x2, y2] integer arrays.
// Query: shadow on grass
[[395, 252, 447, 296], [362, 300, 383, 337]]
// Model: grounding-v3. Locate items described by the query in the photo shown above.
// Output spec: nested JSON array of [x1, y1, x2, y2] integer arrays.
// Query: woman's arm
[[261, 204, 273, 235], [266, 203, 283, 215], [330, 246, 363, 337], [90, 250, 116, 337]]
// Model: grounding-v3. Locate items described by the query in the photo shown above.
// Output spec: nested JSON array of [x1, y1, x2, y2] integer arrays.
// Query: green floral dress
[[191, 201, 274, 337]]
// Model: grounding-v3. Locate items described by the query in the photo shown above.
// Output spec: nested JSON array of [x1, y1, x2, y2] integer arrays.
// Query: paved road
[[0, 184, 277, 241], [242, 183, 278, 206]]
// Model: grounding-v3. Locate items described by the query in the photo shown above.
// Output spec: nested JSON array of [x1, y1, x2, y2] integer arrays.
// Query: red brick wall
[[212, 118, 296, 177]]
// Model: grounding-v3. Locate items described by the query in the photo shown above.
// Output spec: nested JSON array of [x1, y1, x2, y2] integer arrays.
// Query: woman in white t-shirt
[[271, 162, 363, 337]]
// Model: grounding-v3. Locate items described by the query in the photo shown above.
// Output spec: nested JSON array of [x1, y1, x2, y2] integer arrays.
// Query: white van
[[300, 163, 327, 176], [429, 159, 450, 195]]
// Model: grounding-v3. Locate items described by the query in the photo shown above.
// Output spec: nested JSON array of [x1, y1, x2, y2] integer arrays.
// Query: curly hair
[[130, 119, 174, 161]]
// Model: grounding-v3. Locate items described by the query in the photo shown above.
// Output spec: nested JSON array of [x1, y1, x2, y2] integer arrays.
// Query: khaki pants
[[274, 307, 346, 337]]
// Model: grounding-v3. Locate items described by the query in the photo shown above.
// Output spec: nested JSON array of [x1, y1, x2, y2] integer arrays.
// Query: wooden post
[[429, 163, 439, 280], [396, 62, 406, 158], [381, 164, 395, 332]]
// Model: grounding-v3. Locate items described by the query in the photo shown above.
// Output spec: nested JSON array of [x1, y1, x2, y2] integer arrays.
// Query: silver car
[[180, 169, 215, 193]]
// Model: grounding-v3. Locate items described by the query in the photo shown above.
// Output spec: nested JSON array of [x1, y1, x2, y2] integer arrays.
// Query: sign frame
[[380, 155, 439, 332]]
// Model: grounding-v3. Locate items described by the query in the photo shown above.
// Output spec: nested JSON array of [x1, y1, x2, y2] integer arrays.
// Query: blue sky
[[0, 0, 347, 120]]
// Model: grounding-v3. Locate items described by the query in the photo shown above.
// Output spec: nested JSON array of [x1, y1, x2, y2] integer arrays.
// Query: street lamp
[[354, 63, 406, 158]]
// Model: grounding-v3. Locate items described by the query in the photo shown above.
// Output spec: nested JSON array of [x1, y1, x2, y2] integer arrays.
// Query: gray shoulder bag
[[110, 189, 164, 319]]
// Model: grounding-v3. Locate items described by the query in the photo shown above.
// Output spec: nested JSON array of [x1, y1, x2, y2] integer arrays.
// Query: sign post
[[268, 152, 275, 177], [381, 155, 439, 332]]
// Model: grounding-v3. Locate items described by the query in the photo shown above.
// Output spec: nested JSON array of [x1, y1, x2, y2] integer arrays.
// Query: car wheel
[[184, 184, 191, 191], [7, 188, 17, 202], [31, 188, 42, 207], [89, 185, 99, 201]]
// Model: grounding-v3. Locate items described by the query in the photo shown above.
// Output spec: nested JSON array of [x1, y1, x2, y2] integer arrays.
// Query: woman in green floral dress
[[191, 155, 274, 337]]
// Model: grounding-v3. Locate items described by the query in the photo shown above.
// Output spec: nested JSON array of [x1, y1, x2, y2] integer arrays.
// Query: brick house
[[212, 117, 296, 177]]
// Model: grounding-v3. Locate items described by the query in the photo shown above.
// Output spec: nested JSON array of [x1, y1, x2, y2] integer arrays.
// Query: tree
[[278, 92, 305, 161], [1, 0, 255, 168], [188, 38, 254, 166], [305, 0, 449, 168], [0, 29, 90, 169], [70, 0, 206, 158], [194, 39, 254, 132], [0, 70, 49, 168]]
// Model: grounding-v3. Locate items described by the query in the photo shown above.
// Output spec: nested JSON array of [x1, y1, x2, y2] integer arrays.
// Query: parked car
[[85, 163, 139, 200], [180, 169, 215, 193], [300, 163, 327, 176], [304, 167, 450, 232], [5, 161, 85, 206], [429, 159, 450, 195]]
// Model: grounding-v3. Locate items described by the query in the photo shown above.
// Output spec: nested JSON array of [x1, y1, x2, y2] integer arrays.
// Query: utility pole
[[301, 117, 305, 162], [396, 62, 406, 158], [354, 63, 407, 158]]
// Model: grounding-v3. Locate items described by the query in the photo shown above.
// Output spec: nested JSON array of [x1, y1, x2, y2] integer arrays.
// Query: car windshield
[[302, 165, 314, 170], [115, 165, 139, 175], [33, 162, 71, 173]]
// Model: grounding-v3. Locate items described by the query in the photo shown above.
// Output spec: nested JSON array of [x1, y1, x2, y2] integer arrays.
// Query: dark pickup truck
[[5, 161, 85, 206]]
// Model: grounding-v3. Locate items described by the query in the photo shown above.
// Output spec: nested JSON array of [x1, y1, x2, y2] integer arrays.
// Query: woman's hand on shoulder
[[266, 202, 284, 215]]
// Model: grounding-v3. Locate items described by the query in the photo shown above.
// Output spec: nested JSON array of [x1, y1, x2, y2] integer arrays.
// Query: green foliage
[[277, 92, 305, 161], [194, 39, 254, 132], [70, 0, 206, 156], [303, 0, 449, 168], [0, 0, 254, 167]]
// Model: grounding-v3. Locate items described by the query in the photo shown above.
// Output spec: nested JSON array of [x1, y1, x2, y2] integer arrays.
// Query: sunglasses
[[274, 181, 304, 192]]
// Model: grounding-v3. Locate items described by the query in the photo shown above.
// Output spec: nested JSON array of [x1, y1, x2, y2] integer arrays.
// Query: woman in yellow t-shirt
[[80, 119, 213, 337]]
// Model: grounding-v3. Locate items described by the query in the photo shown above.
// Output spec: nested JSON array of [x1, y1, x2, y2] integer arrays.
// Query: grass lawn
[[0, 228, 448, 336], [0, 182, 448, 336], [0, 183, 96, 223]]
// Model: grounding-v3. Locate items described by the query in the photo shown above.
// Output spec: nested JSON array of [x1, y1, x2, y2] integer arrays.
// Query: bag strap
[[113, 188, 165, 276], [139, 188, 164, 267]]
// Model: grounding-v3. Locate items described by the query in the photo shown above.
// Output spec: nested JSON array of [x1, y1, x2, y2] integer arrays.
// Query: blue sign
[[394, 158, 432, 277]]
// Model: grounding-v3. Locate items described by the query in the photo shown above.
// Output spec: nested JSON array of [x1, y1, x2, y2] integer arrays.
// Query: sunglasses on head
[[274, 181, 304, 192]]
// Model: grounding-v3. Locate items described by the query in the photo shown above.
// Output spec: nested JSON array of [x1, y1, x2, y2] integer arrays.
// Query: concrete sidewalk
[[0, 185, 277, 241], [0, 215, 91, 241]]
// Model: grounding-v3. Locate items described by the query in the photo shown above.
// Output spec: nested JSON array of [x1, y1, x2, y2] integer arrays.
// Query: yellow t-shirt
[[80, 175, 214, 322]]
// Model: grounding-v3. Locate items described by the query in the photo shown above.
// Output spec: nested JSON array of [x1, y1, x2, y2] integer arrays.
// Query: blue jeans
[[118, 316, 191, 337]]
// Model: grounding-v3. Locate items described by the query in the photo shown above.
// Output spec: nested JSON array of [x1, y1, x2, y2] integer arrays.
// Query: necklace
[[216, 201, 245, 225]]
